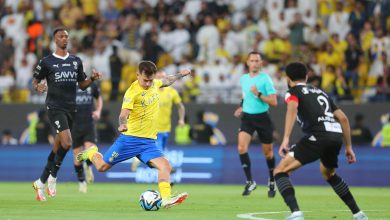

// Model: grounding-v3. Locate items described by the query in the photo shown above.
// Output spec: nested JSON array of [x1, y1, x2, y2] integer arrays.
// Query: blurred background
[[0, 0, 390, 185]]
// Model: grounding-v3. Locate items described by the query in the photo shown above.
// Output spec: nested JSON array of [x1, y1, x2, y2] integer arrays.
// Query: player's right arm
[[280, 92, 299, 157], [333, 109, 356, 164], [119, 86, 136, 132], [118, 108, 130, 132], [32, 59, 48, 93]]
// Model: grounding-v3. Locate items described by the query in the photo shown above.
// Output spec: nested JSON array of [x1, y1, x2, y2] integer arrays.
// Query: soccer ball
[[139, 190, 162, 211]]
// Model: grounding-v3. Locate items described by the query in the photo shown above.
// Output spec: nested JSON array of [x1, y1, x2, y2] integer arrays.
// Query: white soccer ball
[[139, 190, 162, 211]]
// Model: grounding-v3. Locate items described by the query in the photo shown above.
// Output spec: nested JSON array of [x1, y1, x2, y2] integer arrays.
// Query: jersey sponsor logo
[[53, 64, 59, 68], [62, 63, 71, 67], [54, 71, 78, 82], [76, 95, 93, 104], [141, 93, 159, 107]]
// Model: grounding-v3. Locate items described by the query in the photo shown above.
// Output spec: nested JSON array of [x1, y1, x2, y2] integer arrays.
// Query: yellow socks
[[158, 182, 171, 199], [87, 146, 98, 161]]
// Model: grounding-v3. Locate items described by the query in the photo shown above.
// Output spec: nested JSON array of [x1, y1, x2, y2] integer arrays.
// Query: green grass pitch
[[0, 182, 389, 220]]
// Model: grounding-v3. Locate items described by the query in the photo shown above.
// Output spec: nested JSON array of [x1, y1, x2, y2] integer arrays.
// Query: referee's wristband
[[257, 92, 262, 98]]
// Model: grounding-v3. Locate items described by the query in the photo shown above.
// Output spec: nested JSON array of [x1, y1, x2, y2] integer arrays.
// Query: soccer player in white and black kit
[[274, 62, 367, 220], [72, 82, 102, 193], [32, 28, 102, 202]]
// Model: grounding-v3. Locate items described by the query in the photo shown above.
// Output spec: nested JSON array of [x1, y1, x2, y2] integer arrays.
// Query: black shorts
[[290, 133, 343, 168], [239, 112, 274, 144], [71, 122, 97, 148], [47, 109, 75, 134]]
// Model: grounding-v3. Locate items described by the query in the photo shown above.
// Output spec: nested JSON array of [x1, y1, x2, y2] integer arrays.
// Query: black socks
[[239, 153, 252, 181], [327, 174, 360, 214], [275, 172, 300, 212]]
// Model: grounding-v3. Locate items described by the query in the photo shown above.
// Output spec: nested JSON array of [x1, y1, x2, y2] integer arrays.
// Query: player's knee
[[264, 151, 274, 160], [237, 145, 247, 154]]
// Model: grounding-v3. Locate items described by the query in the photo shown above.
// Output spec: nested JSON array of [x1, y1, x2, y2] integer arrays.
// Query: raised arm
[[161, 69, 191, 88], [79, 69, 102, 90]]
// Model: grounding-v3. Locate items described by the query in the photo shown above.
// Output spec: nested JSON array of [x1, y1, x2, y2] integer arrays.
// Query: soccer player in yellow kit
[[132, 70, 185, 171], [77, 61, 190, 208]]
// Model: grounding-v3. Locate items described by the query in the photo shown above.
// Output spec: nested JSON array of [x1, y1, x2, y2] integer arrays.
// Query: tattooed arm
[[161, 69, 191, 87], [118, 108, 131, 132]]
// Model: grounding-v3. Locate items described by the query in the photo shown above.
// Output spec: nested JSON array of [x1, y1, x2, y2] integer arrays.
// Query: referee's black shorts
[[71, 121, 97, 148], [239, 112, 274, 144], [290, 132, 343, 168], [47, 109, 75, 134]]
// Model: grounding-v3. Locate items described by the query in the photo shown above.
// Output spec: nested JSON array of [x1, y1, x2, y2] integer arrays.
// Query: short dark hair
[[247, 51, 261, 59], [138, 60, 157, 77], [52, 27, 67, 37], [285, 62, 307, 81]]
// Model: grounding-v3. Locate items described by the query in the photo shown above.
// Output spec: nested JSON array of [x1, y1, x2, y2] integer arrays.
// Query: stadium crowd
[[0, 0, 389, 104]]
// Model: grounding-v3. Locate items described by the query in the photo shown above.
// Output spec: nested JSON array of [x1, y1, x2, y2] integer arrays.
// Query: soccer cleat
[[268, 179, 276, 198], [84, 163, 94, 183], [284, 211, 304, 220], [353, 211, 368, 220], [79, 181, 87, 193], [46, 175, 57, 197], [161, 192, 188, 208], [32, 181, 46, 202], [242, 181, 256, 196], [77, 146, 98, 162]]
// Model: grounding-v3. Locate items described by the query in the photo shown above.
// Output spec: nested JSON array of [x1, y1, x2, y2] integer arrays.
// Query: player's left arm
[[333, 109, 356, 164], [177, 102, 185, 126], [161, 69, 191, 87], [92, 84, 103, 121], [250, 76, 278, 106], [92, 95, 103, 121], [79, 69, 102, 90]]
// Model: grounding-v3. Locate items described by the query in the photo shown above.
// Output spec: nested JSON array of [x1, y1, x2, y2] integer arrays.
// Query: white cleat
[[161, 192, 189, 208], [46, 175, 57, 197], [79, 181, 87, 193], [353, 211, 368, 220], [285, 211, 304, 220], [84, 163, 94, 184], [33, 180, 46, 202]]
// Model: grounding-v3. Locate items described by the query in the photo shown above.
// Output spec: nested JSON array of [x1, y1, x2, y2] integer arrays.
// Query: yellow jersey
[[121, 79, 163, 139], [157, 87, 182, 133]]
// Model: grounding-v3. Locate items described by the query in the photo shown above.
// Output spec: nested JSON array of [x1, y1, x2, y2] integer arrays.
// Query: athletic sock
[[39, 151, 55, 183], [86, 159, 93, 166], [158, 181, 171, 199], [239, 153, 252, 181], [74, 164, 86, 182], [275, 172, 300, 212], [266, 157, 275, 181], [327, 174, 360, 214], [51, 146, 69, 178]]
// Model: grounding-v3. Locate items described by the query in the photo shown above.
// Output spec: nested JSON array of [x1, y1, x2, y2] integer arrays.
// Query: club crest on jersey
[[73, 61, 78, 70]]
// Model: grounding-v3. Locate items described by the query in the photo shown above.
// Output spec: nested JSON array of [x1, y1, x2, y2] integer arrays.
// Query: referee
[[234, 51, 278, 197]]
